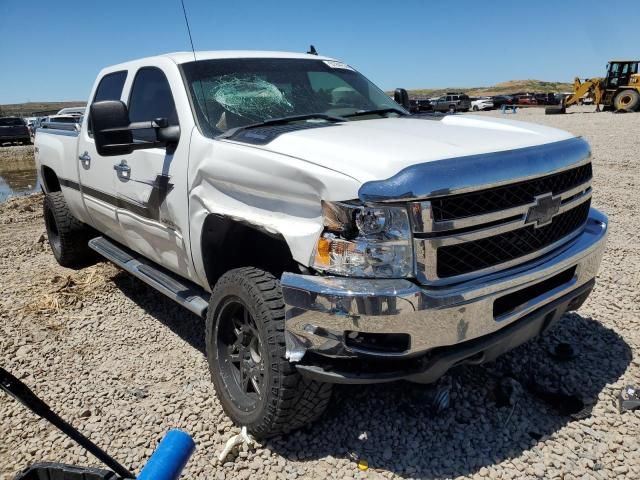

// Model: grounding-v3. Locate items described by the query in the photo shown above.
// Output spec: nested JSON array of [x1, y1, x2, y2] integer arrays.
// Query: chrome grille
[[430, 163, 592, 221], [412, 161, 593, 284], [437, 200, 590, 278]]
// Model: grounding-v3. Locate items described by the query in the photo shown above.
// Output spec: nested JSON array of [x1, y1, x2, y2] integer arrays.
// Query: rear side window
[[93, 71, 127, 102], [89, 71, 127, 135], [128, 67, 178, 143]]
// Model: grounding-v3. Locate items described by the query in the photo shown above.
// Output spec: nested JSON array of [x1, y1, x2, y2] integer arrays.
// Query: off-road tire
[[614, 89, 640, 112], [43, 192, 96, 269], [206, 267, 332, 438], [22, 138, 32, 145]]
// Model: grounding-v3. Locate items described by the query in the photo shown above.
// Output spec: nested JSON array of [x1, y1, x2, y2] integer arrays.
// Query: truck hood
[[252, 115, 574, 183]]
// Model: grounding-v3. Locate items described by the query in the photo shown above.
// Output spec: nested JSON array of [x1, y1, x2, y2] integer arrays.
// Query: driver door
[[113, 66, 191, 277]]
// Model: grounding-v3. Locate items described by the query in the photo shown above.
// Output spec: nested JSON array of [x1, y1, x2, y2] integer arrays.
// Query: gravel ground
[[1, 107, 639, 479]]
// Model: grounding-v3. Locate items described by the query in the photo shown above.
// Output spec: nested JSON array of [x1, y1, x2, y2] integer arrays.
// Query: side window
[[93, 71, 127, 102], [90, 71, 127, 135], [128, 67, 178, 143], [446, 96, 452, 101]]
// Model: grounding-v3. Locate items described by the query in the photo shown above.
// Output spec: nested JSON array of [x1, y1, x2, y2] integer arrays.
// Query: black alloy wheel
[[215, 297, 266, 412]]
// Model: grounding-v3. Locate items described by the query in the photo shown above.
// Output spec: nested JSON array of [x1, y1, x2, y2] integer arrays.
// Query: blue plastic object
[[137, 429, 195, 480]]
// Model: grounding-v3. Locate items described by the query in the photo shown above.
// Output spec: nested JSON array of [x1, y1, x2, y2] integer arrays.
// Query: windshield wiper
[[219, 113, 346, 139], [343, 107, 407, 118]]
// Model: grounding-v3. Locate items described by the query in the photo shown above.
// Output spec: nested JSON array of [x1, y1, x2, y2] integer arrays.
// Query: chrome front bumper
[[281, 208, 607, 369]]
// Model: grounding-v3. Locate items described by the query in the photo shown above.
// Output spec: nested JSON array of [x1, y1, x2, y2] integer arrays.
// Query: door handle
[[78, 151, 91, 168], [113, 160, 131, 180]]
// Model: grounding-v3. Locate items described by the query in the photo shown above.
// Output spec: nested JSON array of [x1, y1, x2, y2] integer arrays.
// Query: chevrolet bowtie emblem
[[526, 193, 561, 227]]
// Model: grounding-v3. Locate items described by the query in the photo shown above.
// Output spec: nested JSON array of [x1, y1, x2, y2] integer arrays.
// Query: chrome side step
[[89, 236, 209, 317]]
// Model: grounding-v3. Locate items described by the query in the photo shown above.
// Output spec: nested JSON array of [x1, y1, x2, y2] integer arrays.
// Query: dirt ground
[[1, 107, 639, 479]]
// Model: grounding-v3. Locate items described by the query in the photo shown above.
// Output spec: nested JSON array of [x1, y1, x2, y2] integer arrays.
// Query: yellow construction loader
[[546, 60, 640, 114]]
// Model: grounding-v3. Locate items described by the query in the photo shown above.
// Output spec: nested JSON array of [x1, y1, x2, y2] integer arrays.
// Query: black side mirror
[[90, 101, 133, 156], [394, 88, 410, 110], [90, 100, 181, 157]]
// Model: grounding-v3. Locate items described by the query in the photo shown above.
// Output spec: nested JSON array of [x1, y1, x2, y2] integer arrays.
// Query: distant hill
[[402, 80, 574, 98], [0, 101, 86, 117]]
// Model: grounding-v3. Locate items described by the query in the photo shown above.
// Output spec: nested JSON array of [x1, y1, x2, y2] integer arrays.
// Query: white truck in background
[[35, 51, 607, 437]]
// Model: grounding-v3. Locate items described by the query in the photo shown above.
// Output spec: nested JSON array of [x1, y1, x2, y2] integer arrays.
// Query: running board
[[89, 236, 210, 317]]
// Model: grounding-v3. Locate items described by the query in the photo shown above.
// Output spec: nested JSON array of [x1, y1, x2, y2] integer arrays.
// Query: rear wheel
[[43, 192, 96, 268], [206, 267, 332, 438], [614, 89, 640, 112]]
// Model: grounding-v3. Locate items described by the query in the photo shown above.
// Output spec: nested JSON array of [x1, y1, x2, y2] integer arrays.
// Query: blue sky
[[1, 0, 638, 104]]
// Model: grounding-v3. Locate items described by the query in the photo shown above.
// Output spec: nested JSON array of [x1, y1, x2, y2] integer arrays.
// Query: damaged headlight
[[312, 201, 413, 278]]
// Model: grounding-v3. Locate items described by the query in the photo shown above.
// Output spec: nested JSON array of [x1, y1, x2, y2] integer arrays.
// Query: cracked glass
[[181, 58, 402, 134]]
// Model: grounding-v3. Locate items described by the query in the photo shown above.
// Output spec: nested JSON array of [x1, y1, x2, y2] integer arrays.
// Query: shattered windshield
[[181, 58, 403, 134]]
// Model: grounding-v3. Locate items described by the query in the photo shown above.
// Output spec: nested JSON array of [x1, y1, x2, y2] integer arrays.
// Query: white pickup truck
[[35, 51, 607, 437]]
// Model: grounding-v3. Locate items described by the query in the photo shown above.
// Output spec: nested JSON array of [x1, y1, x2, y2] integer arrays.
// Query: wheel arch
[[200, 213, 299, 288], [41, 165, 61, 193]]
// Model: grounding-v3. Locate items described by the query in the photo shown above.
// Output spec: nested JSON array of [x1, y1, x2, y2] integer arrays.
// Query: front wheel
[[206, 267, 332, 438]]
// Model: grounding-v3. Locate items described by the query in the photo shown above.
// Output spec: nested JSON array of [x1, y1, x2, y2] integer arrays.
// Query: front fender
[[187, 134, 361, 290]]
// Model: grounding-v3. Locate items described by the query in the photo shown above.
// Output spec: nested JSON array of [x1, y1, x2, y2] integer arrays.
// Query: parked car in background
[[517, 95, 538, 105], [46, 115, 83, 124], [24, 117, 37, 135], [471, 97, 494, 111], [56, 107, 86, 116], [534, 93, 557, 105], [0, 117, 31, 145], [31, 117, 45, 131], [490, 95, 514, 108], [35, 116, 83, 136], [431, 93, 471, 112], [409, 99, 433, 113]]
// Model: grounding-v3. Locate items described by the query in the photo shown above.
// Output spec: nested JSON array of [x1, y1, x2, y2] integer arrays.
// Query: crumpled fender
[[187, 132, 361, 290]]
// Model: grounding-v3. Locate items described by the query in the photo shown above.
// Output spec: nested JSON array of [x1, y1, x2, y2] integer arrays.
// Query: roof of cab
[[98, 51, 339, 77], [165, 50, 336, 64]]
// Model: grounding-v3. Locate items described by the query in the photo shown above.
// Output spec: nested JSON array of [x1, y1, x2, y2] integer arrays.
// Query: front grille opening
[[493, 267, 576, 318], [431, 163, 592, 222], [344, 331, 411, 354], [437, 200, 590, 278]]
